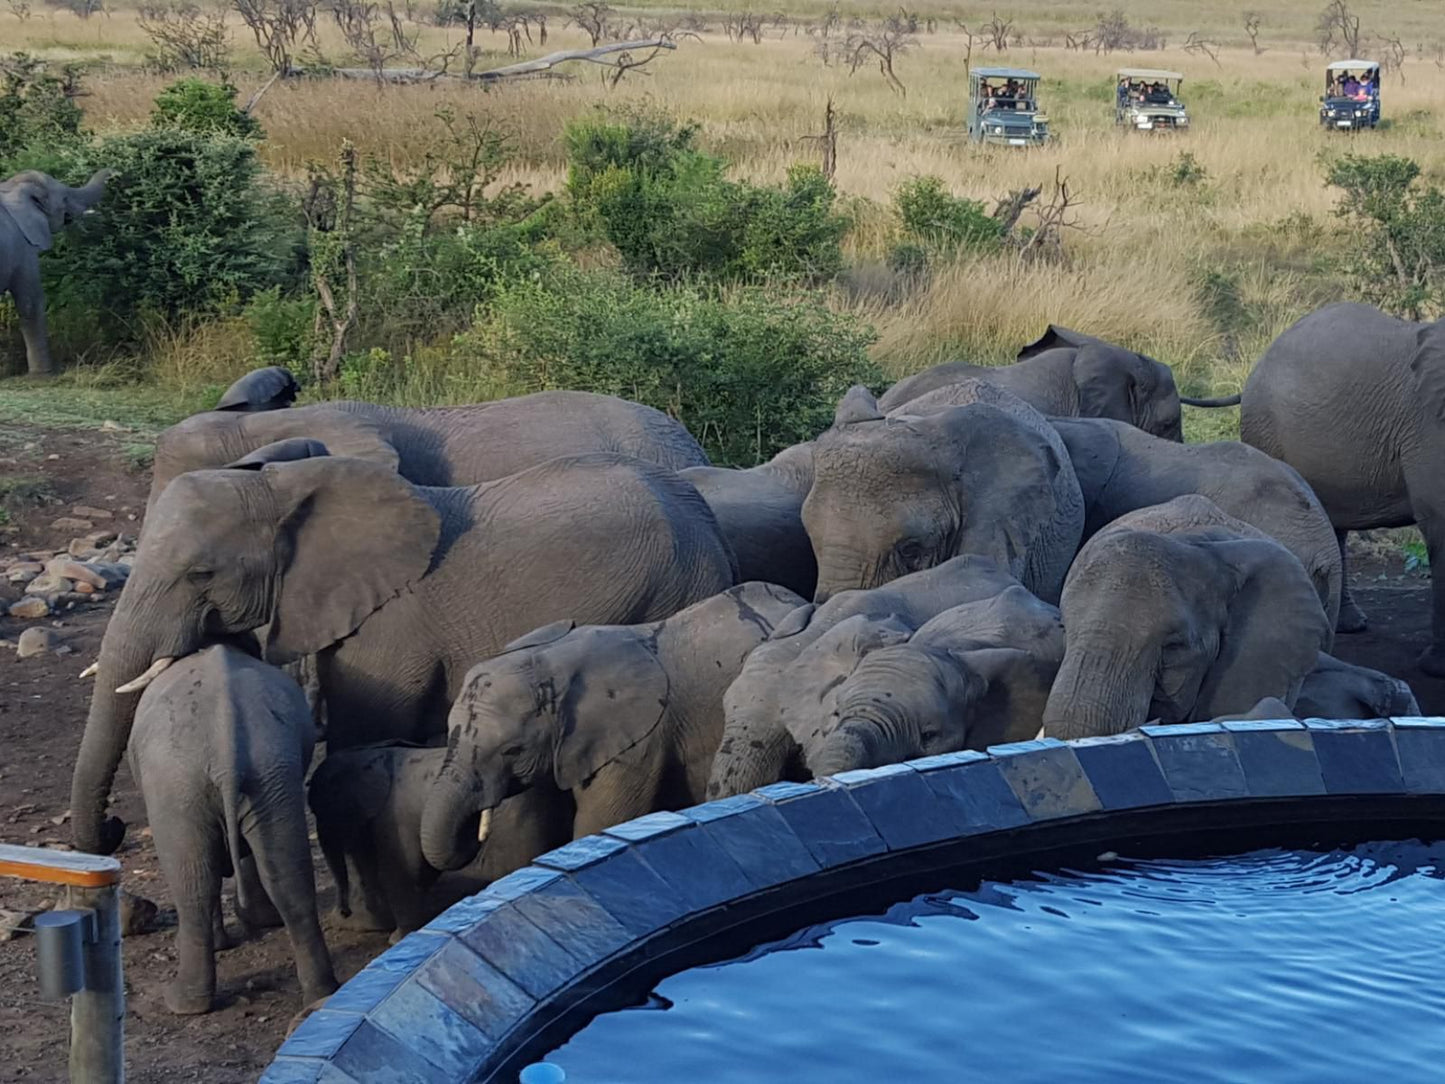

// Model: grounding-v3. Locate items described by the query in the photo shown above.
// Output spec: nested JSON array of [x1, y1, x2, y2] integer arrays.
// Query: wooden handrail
[[0, 844, 120, 888]]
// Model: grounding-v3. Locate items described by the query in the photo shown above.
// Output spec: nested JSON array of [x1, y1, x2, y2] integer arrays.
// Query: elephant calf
[[129, 644, 336, 1014], [422, 582, 807, 874], [1211, 650, 1420, 724]]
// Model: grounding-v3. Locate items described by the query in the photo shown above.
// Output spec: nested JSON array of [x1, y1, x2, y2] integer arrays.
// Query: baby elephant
[[129, 644, 336, 1014], [308, 744, 446, 940]]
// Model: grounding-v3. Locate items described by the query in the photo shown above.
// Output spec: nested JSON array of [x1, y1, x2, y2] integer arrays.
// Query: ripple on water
[[544, 840, 1445, 1084]]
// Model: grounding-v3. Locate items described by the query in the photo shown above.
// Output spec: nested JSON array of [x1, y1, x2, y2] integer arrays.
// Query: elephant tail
[[1179, 393, 1242, 408]]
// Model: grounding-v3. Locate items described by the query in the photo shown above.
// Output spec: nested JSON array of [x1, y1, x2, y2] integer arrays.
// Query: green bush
[[456, 266, 881, 464], [150, 79, 263, 140], [244, 287, 315, 369], [0, 53, 86, 167], [893, 176, 1002, 254]]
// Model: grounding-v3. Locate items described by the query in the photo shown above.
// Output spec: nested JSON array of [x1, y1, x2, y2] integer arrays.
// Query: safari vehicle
[[968, 67, 1050, 146], [1320, 59, 1380, 129], [1115, 69, 1189, 132]]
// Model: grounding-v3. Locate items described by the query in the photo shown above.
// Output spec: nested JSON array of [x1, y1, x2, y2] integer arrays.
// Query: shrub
[[455, 266, 881, 464], [0, 53, 86, 167], [893, 176, 1002, 254], [150, 78, 263, 140], [244, 287, 315, 369]]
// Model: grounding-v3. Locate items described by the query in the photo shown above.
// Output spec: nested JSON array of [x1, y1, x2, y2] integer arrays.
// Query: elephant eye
[[186, 567, 214, 583]]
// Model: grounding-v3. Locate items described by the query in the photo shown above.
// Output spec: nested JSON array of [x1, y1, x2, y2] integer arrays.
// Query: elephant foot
[[301, 976, 339, 1005], [213, 927, 239, 953], [164, 980, 215, 1016], [238, 901, 284, 932], [1418, 646, 1445, 680], [334, 906, 395, 933], [1336, 599, 1369, 634]]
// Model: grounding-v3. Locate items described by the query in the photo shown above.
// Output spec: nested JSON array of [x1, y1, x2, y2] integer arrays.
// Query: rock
[[46, 559, 107, 590], [50, 517, 93, 532], [119, 891, 159, 936], [83, 562, 129, 588], [16, 627, 62, 659], [100, 420, 125, 432], [118, 555, 135, 567], [25, 572, 73, 597], [72, 505, 113, 520], [6, 562, 42, 584], [74, 581, 96, 594], [49, 810, 69, 827], [53, 593, 93, 610], [0, 908, 45, 943], [8, 597, 50, 619]]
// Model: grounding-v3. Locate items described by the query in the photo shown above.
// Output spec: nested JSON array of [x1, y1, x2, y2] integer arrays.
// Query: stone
[[100, 420, 125, 432], [73, 581, 96, 595], [6, 562, 42, 584], [26, 572, 73, 598], [8, 596, 50, 619], [45, 559, 107, 590], [119, 891, 159, 936], [50, 517, 93, 532], [83, 562, 130, 588], [72, 505, 113, 520], [16, 627, 62, 659]]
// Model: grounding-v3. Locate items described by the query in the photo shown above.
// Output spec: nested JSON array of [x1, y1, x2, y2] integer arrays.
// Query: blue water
[[541, 841, 1445, 1083]]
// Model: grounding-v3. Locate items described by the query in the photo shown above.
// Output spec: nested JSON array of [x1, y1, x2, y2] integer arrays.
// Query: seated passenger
[[1341, 74, 1360, 96]]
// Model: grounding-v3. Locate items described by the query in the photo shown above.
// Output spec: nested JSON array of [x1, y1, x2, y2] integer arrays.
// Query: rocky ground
[[2, 415, 1444, 1083]]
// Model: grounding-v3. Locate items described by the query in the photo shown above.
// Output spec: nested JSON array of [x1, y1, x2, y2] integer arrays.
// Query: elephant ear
[[260, 457, 442, 663], [1408, 323, 1445, 423], [1193, 538, 1332, 718], [1, 178, 52, 250], [243, 407, 403, 474], [549, 632, 671, 791], [1018, 324, 1101, 359], [1071, 344, 1137, 423], [225, 438, 330, 469], [215, 367, 301, 412], [501, 619, 577, 654], [771, 603, 818, 639]]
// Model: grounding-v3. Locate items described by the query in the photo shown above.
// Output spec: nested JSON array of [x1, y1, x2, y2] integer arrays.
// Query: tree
[[568, 1, 612, 46], [843, 12, 917, 96], [1316, 0, 1361, 57], [984, 11, 1012, 51], [138, 3, 232, 71], [1242, 11, 1263, 54], [232, 0, 318, 72]]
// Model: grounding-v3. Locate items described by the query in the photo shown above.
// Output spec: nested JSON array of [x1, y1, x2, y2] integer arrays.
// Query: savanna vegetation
[[1, 0, 1444, 456]]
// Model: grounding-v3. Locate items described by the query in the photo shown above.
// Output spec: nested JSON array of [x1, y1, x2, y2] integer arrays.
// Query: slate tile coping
[[263, 718, 1445, 1083]]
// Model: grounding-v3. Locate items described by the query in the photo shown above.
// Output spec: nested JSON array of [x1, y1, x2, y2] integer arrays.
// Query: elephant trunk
[[1042, 646, 1155, 741], [812, 544, 887, 604], [808, 721, 885, 778], [75, 169, 113, 210], [420, 758, 488, 873], [706, 723, 800, 799]]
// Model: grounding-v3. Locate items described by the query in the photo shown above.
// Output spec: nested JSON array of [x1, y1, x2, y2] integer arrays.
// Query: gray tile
[[603, 811, 692, 842], [1300, 717, 1390, 731], [331, 1018, 452, 1083], [507, 876, 631, 970], [1394, 726, 1445, 793], [531, 835, 628, 873], [1071, 733, 1173, 810], [1231, 727, 1325, 797], [315, 963, 409, 1018], [825, 765, 964, 849], [423, 893, 503, 937], [758, 783, 888, 868], [1310, 726, 1404, 794], [991, 742, 1102, 820], [363, 930, 451, 974], [480, 866, 564, 901], [413, 938, 533, 1043], [1392, 717, 1445, 729], [570, 848, 688, 936], [1147, 729, 1248, 801], [682, 800, 820, 889], [279, 1010, 365, 1060], [919, 757, 1030, 834], [457, 899, 582, 1000], [631, 824, 755, 911], [371, 978, 493, 1079], [908, 750, 989, 773], [1219, 718, 1306, 732], [257, 1059, 325, 1084]]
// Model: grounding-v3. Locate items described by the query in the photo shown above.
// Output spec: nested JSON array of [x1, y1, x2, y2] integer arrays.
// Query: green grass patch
[[0, 375, 196, 436]]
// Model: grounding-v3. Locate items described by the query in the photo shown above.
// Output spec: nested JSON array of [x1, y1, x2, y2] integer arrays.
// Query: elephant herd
[[65, 305, 1443, 1014]]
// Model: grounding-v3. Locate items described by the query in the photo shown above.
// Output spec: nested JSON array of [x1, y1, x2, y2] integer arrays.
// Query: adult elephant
[[1049, 417, 1342, 635], [146, 388, 710, 518], [878, 325, 1185, 441], [71, 447, 736, 857], [1, 169, 113, 376], [1043, 496, 1332, 739], [805, 386, 1083, 604], [1189, 303, 1445, 672]]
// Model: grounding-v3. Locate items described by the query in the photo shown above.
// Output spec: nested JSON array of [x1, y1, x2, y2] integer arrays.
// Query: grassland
[[3, 0, 1445, 441]]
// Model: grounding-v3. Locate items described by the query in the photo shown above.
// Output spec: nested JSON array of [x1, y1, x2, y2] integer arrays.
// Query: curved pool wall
[[262, 718, 1445, 1083]]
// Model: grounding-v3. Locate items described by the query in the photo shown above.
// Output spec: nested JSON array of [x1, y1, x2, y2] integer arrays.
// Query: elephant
[[70, 446, 736, 858], [1295, 653, 1420, 720], [801, 585, 1066, 777], [145, 389, 710, 519], [1048, 417, 1342, 635], [1188, 303, 1445, 673], [1207, 697, 1297, 724], [679, 443, 817, 597], [215, 366, 301, 412], [804, 386, 1083, 605], [878, 324, 1185, 441], [423, 582, 807, 873], [708, 554, 1026, 798], [1, 169, 113, 376], [127, 642, 336, 1015], [1043, 496, 1333, 740]]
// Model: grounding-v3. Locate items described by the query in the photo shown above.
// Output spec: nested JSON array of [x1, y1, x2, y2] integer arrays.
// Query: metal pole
[[70, 882, 124, 1084]]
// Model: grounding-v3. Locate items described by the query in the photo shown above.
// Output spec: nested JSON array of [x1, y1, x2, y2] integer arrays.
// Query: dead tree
[[305, 142, 359, 388], [568, 1, 612, 46], [8, 0, 33, 20], [991, 184, 1041, 234], [474, 37, 675, 81], [1316, 0, 1361, 57], [138, 2, 232, 70], [1376, 33, 1406, 81], [1183, 31, 1222, 68], [984, 11, 1012, 51], [800, 95, 838, 180], [233, 0, 318, 72], [1242, 11, 1263, 54], [844, 13, 916, 96], [722, 11, 774, 44], [1017, 168, 1081, 267], [1093, 9, 1130, 53], [952, 20, 989, 76]]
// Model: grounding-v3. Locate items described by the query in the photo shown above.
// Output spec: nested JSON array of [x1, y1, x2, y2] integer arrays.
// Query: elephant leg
[[1335, 529, 1368, 633], [378, 856, 433, 942], [234, 853, 284, 932], [11, 260, 54, 377], [211, 896, 237, 952], [1417, 510, 1445, 678], [150, 813, 222, 1015], [335, 849, 396, 933], [243, 810, 339, 1005]]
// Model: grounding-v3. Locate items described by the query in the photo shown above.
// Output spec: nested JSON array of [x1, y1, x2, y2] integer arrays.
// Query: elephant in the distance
[[146, 388, 709, 519], [128, 642, 336, 1015], [878, 324, 1185, 441], [71, 445, 736, 859], [708, 555, 1026, 798], [805, 386, 1083, 604], [1043, 496, 1332, 740], [1049, 417, 1342, 635], [423, 582, 806, 874], [2, 168, 113, 376], [1189, 303, 1445, 674]]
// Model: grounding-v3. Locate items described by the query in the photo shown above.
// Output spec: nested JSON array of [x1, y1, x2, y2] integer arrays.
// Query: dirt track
[[2, 418, 1443, 1083]]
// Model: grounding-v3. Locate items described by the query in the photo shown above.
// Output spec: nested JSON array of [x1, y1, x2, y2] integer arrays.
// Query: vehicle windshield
[[1118, 79, 1178, 105], [977, 80, 1037, 112], [1326, 70, 1378, 99]]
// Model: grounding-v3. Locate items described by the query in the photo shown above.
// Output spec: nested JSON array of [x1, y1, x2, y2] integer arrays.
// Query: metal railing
[[0, 844, 124, 1083]]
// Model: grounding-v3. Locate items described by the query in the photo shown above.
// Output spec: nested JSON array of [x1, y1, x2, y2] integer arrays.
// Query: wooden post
[[0, 844, 124, 1084]]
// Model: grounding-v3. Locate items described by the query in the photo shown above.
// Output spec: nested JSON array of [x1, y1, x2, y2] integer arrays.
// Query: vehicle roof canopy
[[1326, 59, 1379, 70], [973, 67, 1040, 80], [1117, 68, 1183, 80]]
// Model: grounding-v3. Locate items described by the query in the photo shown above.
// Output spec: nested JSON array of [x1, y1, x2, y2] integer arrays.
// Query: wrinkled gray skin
[[1050, 417, 1343, 636], [1295, 653, 1420, 719], [878, 325, 1185, 441], [679, 443, 817, 597], [128, 643, 336, 1015], [1198, 302, 1445, 673], [1044, 496, 1332, 739], [708, 555, 1024, 797], [804, 586, 1066, 777], [146, 389, 709, 520], [71, 448, 736, 865], [215, 366, 300, 412], [425, 582, 806, 872], [805, 386, 1083, 605], [1, 169, 113, 376]]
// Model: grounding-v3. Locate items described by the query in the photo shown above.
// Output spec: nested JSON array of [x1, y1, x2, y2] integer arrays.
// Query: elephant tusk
[[1033, 726, 1045, 740], [476, 808, 493, 844], [79, 662, 99, 679], [115, 656, 176, 694]]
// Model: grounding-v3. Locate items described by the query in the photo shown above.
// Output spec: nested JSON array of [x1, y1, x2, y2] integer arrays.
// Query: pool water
[[541, 841, 1445, 1083]]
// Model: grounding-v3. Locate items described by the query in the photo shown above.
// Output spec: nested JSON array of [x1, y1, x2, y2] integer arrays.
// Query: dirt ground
[[3, 419, 1445, 1084]]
